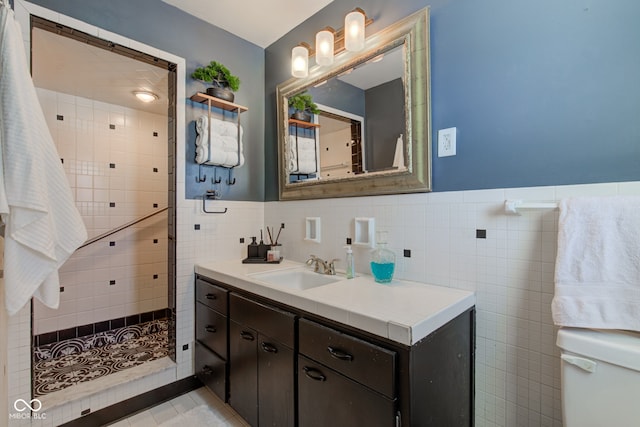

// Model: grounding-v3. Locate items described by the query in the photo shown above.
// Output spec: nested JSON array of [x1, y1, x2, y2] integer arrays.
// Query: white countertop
[[195, 259, 475, 346]]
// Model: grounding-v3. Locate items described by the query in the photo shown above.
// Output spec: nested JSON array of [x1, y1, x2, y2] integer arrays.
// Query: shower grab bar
[[77, 207, 168, 250], [504, 200, 558, 214]]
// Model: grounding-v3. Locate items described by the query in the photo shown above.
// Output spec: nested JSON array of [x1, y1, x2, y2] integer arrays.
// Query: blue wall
[[265, 0, 640, 199], [29, 0, 266, 201], [28, 0, 640, 201]]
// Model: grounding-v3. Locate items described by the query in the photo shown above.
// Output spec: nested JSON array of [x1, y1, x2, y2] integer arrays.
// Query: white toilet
[[557, 327, 640, 427]]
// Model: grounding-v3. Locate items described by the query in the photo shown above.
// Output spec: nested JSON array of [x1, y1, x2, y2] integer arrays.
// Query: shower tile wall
[[33, 88, 169, 335]]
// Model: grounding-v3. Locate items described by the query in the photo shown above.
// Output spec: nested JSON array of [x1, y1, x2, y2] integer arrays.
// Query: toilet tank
[[557, 328, 640, 427]]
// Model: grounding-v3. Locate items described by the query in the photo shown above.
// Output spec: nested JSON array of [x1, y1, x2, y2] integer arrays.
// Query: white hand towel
[[552, 196, 640, 331], [392, 134, 406, 170], [206, 147, 228, 167], [195, 116, 209, 164], [0, 6, 87, 315]]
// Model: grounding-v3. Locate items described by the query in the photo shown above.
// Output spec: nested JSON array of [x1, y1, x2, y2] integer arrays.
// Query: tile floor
[[109, 387, 249, 426], [33, 320, 169, 397]]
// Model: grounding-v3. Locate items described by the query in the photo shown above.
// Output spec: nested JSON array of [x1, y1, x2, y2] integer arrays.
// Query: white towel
[[392, 134, 406, 170], [194, 115, 243, 168], [287, 135, 317, 174], [0, 5, 87, 315], [552, 196, 640, 331], [194, 115, 209, 164]]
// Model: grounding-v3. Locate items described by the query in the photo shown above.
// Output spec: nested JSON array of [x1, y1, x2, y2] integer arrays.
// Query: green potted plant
[[191, 61, 241, 102], [288, 91, 319, 122]]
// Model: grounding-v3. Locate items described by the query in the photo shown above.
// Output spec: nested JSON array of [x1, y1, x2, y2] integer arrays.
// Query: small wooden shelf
[[191, 92, 248, 113], [288, 118, 320, 129]]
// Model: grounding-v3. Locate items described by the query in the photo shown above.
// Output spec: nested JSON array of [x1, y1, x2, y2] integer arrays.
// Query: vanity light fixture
[[290, 8, 373, 78], [133, 90, 158, 103], [315, 27, 335, 66], [291, 44, 310, 78], [344, 8, 366, 52]]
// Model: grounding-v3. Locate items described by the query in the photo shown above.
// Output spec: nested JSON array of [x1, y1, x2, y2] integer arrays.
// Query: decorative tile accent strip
[[34, 308, 170, 347]]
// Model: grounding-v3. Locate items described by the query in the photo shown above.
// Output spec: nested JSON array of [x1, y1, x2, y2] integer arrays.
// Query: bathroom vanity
[[194, 260, 475, 427]]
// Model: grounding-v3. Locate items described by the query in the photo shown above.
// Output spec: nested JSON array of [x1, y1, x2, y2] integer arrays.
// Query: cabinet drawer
[[230, 293, 295, 348], [299, 318, 396, 399], [298, 355, 396, 427], [195, 341, 227, 401], [196, 279, 228, 314], [196, 302, 228, 357]]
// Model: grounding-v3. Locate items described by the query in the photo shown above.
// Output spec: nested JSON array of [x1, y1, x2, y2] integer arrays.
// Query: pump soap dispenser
[[370, 231, 395, 283], [344, 245, 355, 279]]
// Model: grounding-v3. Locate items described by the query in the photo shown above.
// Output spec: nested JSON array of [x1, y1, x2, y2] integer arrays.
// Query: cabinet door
[[298, 355, 396, 427], [195, 342, 226, 401], [258, 336, 294, 427], [195, 302, 227, 358], [196, 278, 228, 314], [299, 318, 396, 398], [229, 320, 258, 427]]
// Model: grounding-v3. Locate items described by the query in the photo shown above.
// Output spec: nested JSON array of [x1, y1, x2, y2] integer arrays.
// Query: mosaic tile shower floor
[[33, 320, 168, 397]]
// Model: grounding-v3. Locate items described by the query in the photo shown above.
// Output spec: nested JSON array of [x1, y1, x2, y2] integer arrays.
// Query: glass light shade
[[134, 91, 158, 102], [315, 30, 334, 66], [344, 10, 365, 52], [291, 45, 309, 78]]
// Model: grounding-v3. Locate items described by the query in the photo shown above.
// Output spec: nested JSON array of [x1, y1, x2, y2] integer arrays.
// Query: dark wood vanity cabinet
[[194, 274, 474, 427], [228, 293, 296, 427], [194, 279, 229, 401], [298, 319, 398, 427]]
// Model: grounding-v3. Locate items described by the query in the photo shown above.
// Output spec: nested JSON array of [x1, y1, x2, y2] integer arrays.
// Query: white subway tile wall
[[265, 180, 640, 427], [33, 88, 169, 335]]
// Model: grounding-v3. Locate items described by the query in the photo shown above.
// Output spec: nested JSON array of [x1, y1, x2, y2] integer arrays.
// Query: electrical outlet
[[438, 127, 457, 157]]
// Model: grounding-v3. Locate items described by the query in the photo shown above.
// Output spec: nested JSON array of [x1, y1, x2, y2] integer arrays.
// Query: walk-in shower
[[29, 17, 177, 399]]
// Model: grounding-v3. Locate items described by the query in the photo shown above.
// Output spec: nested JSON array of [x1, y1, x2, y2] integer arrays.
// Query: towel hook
[[226, 168, 236, 185], [212, 167, 222, 184], [196, 164, 207, 183]]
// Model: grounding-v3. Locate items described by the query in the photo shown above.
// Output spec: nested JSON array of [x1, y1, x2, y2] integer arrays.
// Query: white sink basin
[[250, 269, 341, 290]]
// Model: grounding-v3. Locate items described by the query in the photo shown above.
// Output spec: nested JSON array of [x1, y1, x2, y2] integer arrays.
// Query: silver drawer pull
[[261, 342, 278, 353], [303, 366, 326, 382], [205, 325, 217, 333], [327, 346, 353, 361], [240, 331, 255, 341], [205, 293, 217, 300]]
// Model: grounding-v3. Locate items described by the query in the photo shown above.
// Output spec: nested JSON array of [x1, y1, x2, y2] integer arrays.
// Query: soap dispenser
[[370, 231, 395, 283], [344, 245, 355, 279]]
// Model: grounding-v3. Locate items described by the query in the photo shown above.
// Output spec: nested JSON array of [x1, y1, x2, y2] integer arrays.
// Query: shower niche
[[29, 17, 177, 399]]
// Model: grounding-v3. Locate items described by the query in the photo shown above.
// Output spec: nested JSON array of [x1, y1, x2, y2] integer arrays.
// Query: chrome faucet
[[306, 255, 338, 275]]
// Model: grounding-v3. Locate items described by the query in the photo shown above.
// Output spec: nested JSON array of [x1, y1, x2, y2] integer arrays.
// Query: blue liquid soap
[[370, 262, 395, 283]]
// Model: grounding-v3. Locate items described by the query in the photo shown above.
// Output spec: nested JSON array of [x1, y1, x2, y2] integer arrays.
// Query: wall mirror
[[276, 8, 431, 200]]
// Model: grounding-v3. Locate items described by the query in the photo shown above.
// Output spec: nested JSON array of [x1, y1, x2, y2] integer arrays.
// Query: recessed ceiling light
[[134, 91, 158, 103]]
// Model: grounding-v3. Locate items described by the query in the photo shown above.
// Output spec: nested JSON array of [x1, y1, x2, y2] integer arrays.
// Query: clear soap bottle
[[344, 245, 355, 279], [370, 231, 395, 283]]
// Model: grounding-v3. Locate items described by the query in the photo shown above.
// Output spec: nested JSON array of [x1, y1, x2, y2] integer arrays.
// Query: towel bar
[[504, 200, 559, 214]]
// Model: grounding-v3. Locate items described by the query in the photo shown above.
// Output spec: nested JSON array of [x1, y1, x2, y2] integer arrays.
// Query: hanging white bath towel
[[0, 4, 87, 315], [552, 196, 640, 332]]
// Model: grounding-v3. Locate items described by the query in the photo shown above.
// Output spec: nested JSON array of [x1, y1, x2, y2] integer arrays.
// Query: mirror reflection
[[286, 45, 407, 184], [277, 7, 431, 200]]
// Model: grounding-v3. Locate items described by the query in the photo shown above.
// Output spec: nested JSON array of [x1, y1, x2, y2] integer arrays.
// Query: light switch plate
[[438, 127, 457, 157]]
